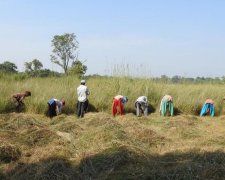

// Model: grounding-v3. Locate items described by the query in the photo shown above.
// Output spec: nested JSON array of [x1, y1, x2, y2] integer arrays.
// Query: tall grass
[[0, 75, 225, 115]]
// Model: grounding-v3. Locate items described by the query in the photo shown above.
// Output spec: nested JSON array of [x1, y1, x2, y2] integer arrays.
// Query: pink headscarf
[[205, 99, 214, 104]]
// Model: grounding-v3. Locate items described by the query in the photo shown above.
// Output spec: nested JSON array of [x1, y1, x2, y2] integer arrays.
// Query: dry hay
[[125, 126, 166, 145], [78, 145, 146, 179], [53, 121, 84, 135], [164, 116, 198, 129], [86, 113, 122, 130], [7, 157, 78, 180], [0, 113, 45, 131], [19, 128, 59, 147], [56, 131, 72, 142], [0, 142, 21, 163]]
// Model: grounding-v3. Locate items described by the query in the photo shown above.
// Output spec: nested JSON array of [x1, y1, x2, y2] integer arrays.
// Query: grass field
[[1, 75, 225, 115], [1, 112, 225, 179], [1, 75, 225, 179]]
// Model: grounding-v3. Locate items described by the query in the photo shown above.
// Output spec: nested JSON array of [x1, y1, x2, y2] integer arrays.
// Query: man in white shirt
[[135, 96, 148, 117], [77, 80, 90, 118]]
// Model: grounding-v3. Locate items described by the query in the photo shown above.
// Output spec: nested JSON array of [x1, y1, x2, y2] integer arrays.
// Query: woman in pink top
[[112, 95, 128, 116]]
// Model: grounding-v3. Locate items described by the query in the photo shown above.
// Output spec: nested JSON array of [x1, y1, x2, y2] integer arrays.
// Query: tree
[[32, 59, 43, 71], [68, 60, 87, 77], [171, 75, 181, 83], [160, 75, 169, 82], [24, 59, 43, 73], [0, 61, 18, 73], [24, 62, 33, 72], [50, 33, 79, 73]]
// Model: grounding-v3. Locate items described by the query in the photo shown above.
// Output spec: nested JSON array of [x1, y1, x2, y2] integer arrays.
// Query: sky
[[0, 0, 225, 77]]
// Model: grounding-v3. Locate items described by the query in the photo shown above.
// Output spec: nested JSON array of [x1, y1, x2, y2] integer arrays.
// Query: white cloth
[[77, 85, 90, 102], [54, 99, 63, 114], [136, 96, 148, 105], [135, 96, 148, 116]]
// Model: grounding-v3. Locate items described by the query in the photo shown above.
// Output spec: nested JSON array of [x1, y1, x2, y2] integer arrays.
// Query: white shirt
[[136, 96, 148, 104], [54, 99, 63, 114], [77, 85, 89, 102]]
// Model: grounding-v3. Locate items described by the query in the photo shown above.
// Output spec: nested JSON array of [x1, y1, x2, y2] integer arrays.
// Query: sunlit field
[[1, 75, 225, 179], [1, 75, 225, 115]]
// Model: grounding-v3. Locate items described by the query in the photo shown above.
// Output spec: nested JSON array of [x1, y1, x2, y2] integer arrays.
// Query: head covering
[[81, 80, 86, 84], [164, 95, 172, 102], [122, 96, 128, 103], [205, 99, 214, 104], [143, 96, 147, 102]]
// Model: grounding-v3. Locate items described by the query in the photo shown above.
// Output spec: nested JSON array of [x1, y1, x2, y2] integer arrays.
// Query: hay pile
[[1, 113, 225, 179]]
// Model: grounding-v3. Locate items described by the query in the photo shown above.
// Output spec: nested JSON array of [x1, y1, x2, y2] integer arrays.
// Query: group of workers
[[12, 80, 90, 118], [112, 94, 174, 117], [12, 80, 222, 118]]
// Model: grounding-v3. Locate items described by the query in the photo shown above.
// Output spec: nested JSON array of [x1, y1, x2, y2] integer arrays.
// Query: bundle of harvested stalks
[[0, 143, 21, 163]]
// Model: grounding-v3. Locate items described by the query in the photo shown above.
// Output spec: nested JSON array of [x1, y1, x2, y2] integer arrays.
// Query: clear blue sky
[[1, 0, 225, 77]]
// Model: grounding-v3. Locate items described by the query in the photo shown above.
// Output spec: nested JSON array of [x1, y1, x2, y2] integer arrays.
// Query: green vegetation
[[0, 75, 225, 115], [50, 33, 79, 74], [0, 61, 18, 73]]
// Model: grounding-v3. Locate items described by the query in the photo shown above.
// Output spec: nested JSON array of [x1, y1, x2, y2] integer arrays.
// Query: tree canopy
[[50, 33, 79, 73], [68, 60, 87, 77], [0, 61, 17, 73], [24, 59, 43, 72]]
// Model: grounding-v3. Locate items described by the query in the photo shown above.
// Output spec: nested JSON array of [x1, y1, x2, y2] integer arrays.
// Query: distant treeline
[[0, 59, 85, 79], [152, 75, 225, 84], [1, 60, 225, 83], [87, 74, 225, 84]]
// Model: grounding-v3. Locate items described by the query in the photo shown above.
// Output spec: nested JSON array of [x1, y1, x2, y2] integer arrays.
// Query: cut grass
[[1, 112, 225, 179]]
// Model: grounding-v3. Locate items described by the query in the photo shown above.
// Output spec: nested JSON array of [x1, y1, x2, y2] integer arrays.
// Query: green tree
[[0, 61, 18, 73], [24, 59, 43, 72], [68, 60, 87, 77], [24, 62, 33, 72], [50, 33, 79, 73], [24, 59, 43, 78], [32, 59, 43, 71], [160, 75, 169, 83]]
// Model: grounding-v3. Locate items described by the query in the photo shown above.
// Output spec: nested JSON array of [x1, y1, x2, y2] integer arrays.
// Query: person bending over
[[112, 95, 128, 116], [47, 98, 65, 118], [135, 96, 148, 117], [12, 91, 31, 107]]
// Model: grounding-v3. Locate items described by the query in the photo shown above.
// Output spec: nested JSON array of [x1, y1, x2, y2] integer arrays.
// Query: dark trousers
[[77, 100, 88, 118], [48, 101, 56, 117]]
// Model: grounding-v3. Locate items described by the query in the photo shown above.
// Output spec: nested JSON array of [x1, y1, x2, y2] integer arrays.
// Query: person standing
[[112, 95, 128, 116], [47, 98, 65, 118], [77, 80, 90, 118], [135, 96, 148, 117]]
